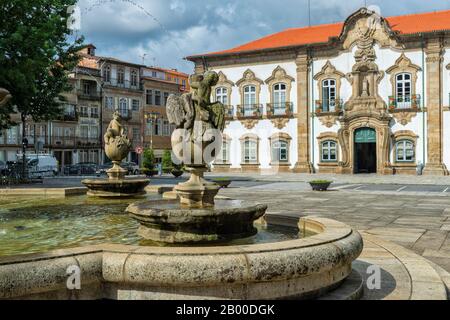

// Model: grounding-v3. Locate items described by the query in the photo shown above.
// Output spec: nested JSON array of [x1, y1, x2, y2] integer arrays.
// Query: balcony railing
[[52, 136, 76, 147], [315, 99, 344, 113], [236, 104, 263, 118], [118, 109, 132, 120], [103, 77, 142, 91], [76, 137, 101, 147], [267, 102, 294, 117], [77, 89, 101, 100], [57, 111, 78, 122], [388, 95, 421, 110]]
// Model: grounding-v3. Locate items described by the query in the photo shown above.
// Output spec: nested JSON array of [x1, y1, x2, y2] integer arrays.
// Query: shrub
[[309, 180, 332, 184], [142, 148, 155, 172]]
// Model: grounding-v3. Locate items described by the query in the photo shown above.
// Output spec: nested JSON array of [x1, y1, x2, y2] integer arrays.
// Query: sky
[[73, 0, 450, 73]]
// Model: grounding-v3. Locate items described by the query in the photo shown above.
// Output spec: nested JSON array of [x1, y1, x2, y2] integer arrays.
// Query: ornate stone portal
[[82, 112, 149, 197], [128, 71, 267, 243], [336, 8, 395, 175]]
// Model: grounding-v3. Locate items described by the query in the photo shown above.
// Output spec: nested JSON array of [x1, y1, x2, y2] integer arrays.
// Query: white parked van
[[18, 154, 58, 178]]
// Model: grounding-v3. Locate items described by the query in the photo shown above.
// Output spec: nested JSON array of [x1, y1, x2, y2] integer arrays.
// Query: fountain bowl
[[82, 178, 150, 197], [127, 199, 267, 243], [0, 216, 363, 300]]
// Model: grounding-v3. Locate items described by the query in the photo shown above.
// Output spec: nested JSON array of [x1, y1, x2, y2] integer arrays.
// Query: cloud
[[75, 0, 450, 73]]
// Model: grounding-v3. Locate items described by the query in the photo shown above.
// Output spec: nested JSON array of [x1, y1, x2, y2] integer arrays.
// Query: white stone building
[[187, 8, 450, 175]]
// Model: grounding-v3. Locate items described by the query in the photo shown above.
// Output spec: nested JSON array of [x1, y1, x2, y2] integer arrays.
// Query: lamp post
[[144, 112, 159, 150]]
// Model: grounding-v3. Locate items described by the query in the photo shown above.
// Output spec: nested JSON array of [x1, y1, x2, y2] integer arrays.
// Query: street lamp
[[144, 112, 159, 149]]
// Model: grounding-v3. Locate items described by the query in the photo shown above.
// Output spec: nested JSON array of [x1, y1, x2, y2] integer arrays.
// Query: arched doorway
[[354, 127, 377, 173]]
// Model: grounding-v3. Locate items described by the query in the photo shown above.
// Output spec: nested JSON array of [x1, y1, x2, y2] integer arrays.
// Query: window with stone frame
[[131, 69, 138, 87], [322, 79, 337, 112], [132, 99, 140, 111], [242, 138, 258, 164], [146, 90, 153, 105], [271, 140, 288, 162], [272, 83, 287, 114], [164, 92, 169, 106], [216, 87, 228, 105], [90, 106, 99, 118], [105, 96, 114, 109], [321, 140, 338, 162], [395, 73, 412, 108], [119, 98, 128, 117], [103, 65, 111, 82], [396, 140, 415, 162], [221, 140, 230, 163], [243, 85, 256, 116], [155, 90, 161, 106], [117, 68, 125, 85], [386, 53, 422, 110]]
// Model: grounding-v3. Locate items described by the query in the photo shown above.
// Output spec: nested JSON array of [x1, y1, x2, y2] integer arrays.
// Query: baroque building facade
[[187, 8, 450, 175]]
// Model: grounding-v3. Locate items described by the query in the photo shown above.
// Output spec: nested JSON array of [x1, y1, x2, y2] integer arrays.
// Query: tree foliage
[[142, 147, 155, 171], [0, 0, 85, 128]]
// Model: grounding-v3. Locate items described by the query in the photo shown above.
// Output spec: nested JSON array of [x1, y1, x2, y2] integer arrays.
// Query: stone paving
[[207, 172, 450, 185], [219, 181, 450, 273]]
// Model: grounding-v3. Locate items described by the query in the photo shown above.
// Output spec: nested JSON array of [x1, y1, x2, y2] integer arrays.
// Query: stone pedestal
[[107, 161, 127, 180], [174, 166, 220, 207]]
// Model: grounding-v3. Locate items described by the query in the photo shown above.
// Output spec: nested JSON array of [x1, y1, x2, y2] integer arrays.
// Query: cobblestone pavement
[[219, 181, 450, 273], [207, 172, 450, 185]]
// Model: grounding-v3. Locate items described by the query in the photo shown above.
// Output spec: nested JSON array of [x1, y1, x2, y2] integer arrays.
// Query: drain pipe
[[310, 50, 315, 171], [421, 34, 426, 170]]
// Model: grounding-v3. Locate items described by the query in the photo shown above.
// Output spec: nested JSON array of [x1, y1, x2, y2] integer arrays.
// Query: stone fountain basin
[[82, 178, 150, 197], [127, 199, 267, 243], [0, 216, 363, 300]]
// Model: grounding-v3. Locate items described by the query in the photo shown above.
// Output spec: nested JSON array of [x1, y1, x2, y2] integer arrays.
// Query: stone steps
[[357, 233, 448, 300]]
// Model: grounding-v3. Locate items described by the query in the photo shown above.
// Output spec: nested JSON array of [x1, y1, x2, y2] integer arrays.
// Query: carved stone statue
[[166, 70, 225, 207], [361, 77, 370, 97], [104, 111, 132, 180], [82, 110, 149, 197], [0, 88, 12, 107]]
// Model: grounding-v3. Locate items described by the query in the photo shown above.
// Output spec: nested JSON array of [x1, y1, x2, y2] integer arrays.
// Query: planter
[[309, 180, 332, 191], [212, 179, 231, 188], [171, 169, 184, 178]]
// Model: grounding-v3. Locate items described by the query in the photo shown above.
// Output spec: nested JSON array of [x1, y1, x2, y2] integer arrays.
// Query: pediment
[[338, 8, 402, 50]]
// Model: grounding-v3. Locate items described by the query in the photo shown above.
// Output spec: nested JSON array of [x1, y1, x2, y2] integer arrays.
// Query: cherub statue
[[190, 71, 219, 109], [104, 111, 125, 145], [166, 70, 226, 166], [0, 88, 12, 108], [166, 70, 225, 133]]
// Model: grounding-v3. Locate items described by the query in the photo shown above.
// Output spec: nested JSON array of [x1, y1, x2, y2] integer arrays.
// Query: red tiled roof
[[191, 9, 450, 58]]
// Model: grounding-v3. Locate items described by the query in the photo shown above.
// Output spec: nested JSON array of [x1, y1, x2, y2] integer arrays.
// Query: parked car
[[19, 154, 58, 178], [63, 162, 98, 175], [96, 163, 112, 176], [122, 162, 140, 175]]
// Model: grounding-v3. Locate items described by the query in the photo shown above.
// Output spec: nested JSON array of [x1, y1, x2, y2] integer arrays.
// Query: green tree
[[162, 150, 173, 173], [0, 0, 84, 177], [142, 148, 155, 173]]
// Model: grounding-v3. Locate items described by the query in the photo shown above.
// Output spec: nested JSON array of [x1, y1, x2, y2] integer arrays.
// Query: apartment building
[[0, 44, 189, 168], [141, 67, 184, 162]]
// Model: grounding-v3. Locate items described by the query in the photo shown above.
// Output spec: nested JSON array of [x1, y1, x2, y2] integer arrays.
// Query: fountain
[[82, 111, 149, 197], [120, 71, 364, 299], [0, 81, 364, 300], [127, 71, 268, 243]]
